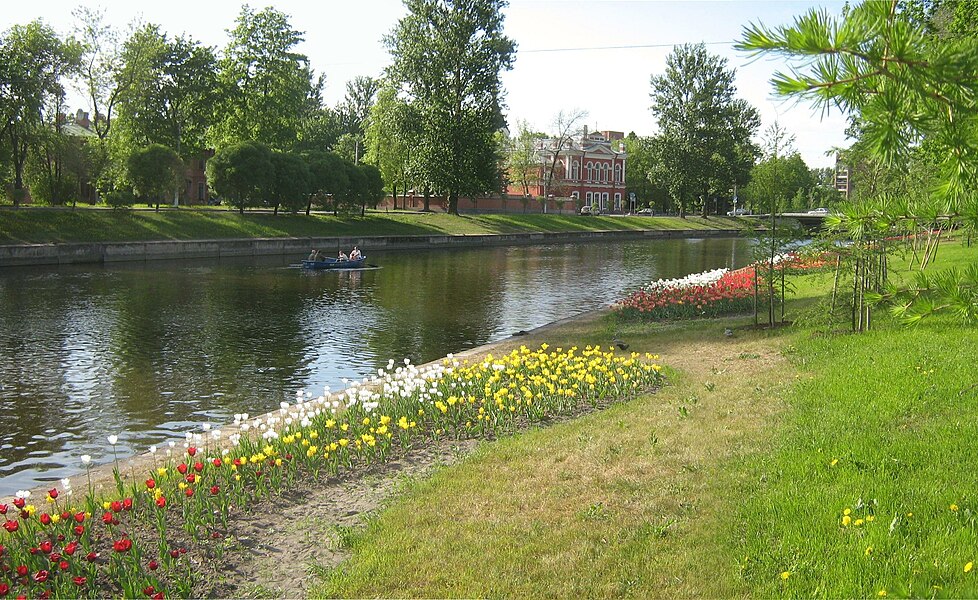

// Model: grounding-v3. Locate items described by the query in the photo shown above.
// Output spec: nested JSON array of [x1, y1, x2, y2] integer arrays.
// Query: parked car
[[580, 205, 600, 216], [636, 207, 655, 216], [726, 208, 748, 216], [807, 207, 829, 214]]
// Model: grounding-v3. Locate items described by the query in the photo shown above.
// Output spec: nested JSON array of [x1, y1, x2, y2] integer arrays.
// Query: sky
[[2, 0, 851, 168]]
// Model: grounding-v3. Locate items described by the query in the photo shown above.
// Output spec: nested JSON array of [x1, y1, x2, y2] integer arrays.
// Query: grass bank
[[311, 241, 978, 598], [0, 208, 748, 245]]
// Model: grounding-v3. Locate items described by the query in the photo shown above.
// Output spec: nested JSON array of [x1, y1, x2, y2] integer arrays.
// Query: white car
[[807, 207, 829, 215], [726, 208, 748, 216]]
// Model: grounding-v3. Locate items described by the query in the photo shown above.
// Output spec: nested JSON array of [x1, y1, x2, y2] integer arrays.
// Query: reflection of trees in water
[[364, 249, 506, 364]]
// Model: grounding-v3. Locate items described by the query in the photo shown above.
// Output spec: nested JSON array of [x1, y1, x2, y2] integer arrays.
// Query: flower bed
[[613, 252, 833, 322], [0, 344, 663, 599]]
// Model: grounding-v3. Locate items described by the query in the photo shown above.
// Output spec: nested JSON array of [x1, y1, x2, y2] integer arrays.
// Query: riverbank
[[310, 241, 978, 598], [0, 209, 753, 267]]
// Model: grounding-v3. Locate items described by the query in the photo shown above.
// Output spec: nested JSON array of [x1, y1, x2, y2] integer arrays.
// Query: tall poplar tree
[[385, 0, 516, 215], [648, 43, 759, 217]]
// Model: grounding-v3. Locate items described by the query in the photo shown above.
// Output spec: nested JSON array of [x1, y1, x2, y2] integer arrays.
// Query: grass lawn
[[310, 240, 978, 598], [0, 208, 749, 245]]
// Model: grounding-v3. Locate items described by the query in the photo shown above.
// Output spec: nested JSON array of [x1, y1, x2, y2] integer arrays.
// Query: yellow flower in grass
[[864, 546, 873, 556], [843, 508, 851, 516], [157, 467, 167, 476], [339, 438, 349, 447], [966, 562, 974, 573], [103, 501, 112, 510], [842, 515, 852, 526], [878, 590, 887, 597], [830, 458, 839, 467], [855, 518, 864, 527], [866, 515, 875, 522], [950, 503, 959, 512], [780, 571, 791, 581], [50, 514, 60, 524]]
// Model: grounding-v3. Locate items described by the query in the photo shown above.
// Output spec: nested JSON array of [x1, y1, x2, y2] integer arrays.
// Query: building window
[[585, 162, 593, 182], [585, 192, 593, 205], [614, 192, 621, 210], [571, 191, 579, 199], [602, 192, 609, 208], [571, 161, 579, 180], [198, 182, 206, 201], [615, 164, 622, 182]]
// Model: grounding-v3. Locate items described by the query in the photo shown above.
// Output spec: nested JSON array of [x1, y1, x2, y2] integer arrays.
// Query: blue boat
[[301, 256, 368, 270]]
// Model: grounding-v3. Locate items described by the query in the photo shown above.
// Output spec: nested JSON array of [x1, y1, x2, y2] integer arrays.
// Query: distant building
[[506, 127, 629, 213], [835, 156, 851, 199]]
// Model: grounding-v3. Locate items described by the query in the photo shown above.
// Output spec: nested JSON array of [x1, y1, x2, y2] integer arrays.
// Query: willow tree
[[738, 0, 978, 327], [384, 0, 516, 215]]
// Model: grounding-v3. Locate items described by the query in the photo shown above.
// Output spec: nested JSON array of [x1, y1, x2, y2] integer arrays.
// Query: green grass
[[307, 239, 978, 598], [0, 207, 749, 244]]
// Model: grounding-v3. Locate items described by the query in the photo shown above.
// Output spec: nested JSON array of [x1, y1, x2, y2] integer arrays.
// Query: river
[[0, 236, 752, 494]]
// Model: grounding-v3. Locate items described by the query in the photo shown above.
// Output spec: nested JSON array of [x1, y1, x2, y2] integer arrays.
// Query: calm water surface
[[0, 237, 751, 494]]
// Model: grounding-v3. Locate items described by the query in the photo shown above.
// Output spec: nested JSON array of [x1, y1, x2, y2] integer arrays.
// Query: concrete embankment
[[0, 228, 744, 268]]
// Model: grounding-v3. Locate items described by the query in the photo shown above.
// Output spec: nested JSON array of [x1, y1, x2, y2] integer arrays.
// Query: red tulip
[[64, 541, 79, 556], [12, 498, 25, 509], [60, 511, 69, 520], [0, 583, 8, 596], [122, 498, 133, 511], [185, 473, 196, 484], [153, 593, 165, 600], [48, 552, 61, 563], [145, 478, 156, 489], [110, 501, 122, 513], [33, 570, 49, 583], [39, 541, 52, 553], [193, 461, 204, 472], [176, 463, 188, 475], [101, 512, 113, 525], [148, 560, 159, 571], [210, 485, 220, 495], [73, 525, 85, 537], [72, 576, 87, 586], [185, 488, 194, 498], [85, 551, 98, 562], [3, 521, 18, 533], [169, 549, 179, 559], [73, 512, 85, 523], [143, 586, 155, 596], [0, 504, 6, 515], [112, 538, 132, 553], [212, 458, 222, 467], [47, 489, 58, 500], [16, 565, 27, 576], [187, 447, 197, 457], [155, 496, 166, 508], [58, 560, 68, 571], [39, 513, 51, 526]]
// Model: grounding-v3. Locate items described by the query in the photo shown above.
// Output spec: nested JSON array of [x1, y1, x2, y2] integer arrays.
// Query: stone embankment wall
[[0, 229, 743, 268]]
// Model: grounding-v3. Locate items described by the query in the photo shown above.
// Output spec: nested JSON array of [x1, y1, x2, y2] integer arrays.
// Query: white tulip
[[80, 455, 92, 465]]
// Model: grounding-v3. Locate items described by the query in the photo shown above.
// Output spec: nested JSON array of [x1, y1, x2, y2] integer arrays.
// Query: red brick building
[[506, 128, 629, 213]]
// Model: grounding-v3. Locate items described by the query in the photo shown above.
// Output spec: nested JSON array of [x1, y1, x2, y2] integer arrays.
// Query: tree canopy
[[385, 0, 516, 214], [648, 43, 760, 217]]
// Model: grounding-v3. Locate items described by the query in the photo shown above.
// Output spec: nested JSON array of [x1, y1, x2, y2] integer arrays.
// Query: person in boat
[[308, 249, 320, 261], [338, 250, 349, 261], [349, 246, 361, 260]]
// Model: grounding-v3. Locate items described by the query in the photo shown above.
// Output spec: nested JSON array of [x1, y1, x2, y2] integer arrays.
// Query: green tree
[[336, 75, 379, 164], [213, 6, 322, 150], [365, 83, 417, 209], [648, 43, 760, 217], [304, 150, 349, 215], [623, 132, 669, 212], [269, 150, 310, 214], [359, 163, 386, 216], [505, 119, 545, 198], [206, 140, 273, 213], [0, 21, 82, 206], [738, 0, 978, 328], [385, 0, 516, 215], [126, 143, 183, 211]]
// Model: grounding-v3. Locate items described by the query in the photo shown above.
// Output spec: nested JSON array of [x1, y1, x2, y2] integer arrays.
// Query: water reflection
[[0, 237, 751, 494]]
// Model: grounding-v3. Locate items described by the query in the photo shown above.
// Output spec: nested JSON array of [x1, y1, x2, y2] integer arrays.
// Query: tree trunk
[[448, 191, 458, 215], [391, 183, 398, 211], [305, 196, 312, 216], [423, 188, 431, 212]]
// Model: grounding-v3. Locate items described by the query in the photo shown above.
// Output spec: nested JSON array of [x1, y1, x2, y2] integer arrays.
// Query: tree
[[212, 6, 322, 150], [648, 43, 760, 217], [541, 109, 587, 200], [505, 119, 545, 198], [385, 0, 516, 215], [304, 150, 349, 215], [336, 75, 379, 164], [127, 144, 183, 211], [738, 0, 978, 329], [205, 141, 273, 213], [364, 82, 417, 209], [0, 21, 82, 206], [623, 132, 669, 212], [269, 150, 310, 214], [359, 163, 386, 216]]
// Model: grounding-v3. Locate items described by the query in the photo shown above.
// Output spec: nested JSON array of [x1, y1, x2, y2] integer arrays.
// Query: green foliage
[[0, 20, 83, 203], [623, 133, 669, 212], [126, 144, 183, 207], [304, 151, 350, 214], [648, 43, 760, 217], [385, 0, 515, 214], [269, 150, 311, 214], [874, 262, 978, 325], [212, 6, 321, 150], [365, 82, 419, 201], [505, 119, 545, 198], [206, 141, 273, 213], [741, 152, 813, 214]]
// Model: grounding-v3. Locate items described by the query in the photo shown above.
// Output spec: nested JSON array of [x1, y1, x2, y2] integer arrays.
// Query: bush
[[103, 188, 136, 209]]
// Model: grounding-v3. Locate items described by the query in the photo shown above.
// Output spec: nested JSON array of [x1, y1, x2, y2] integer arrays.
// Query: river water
[[0, 236, 751, 494]]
